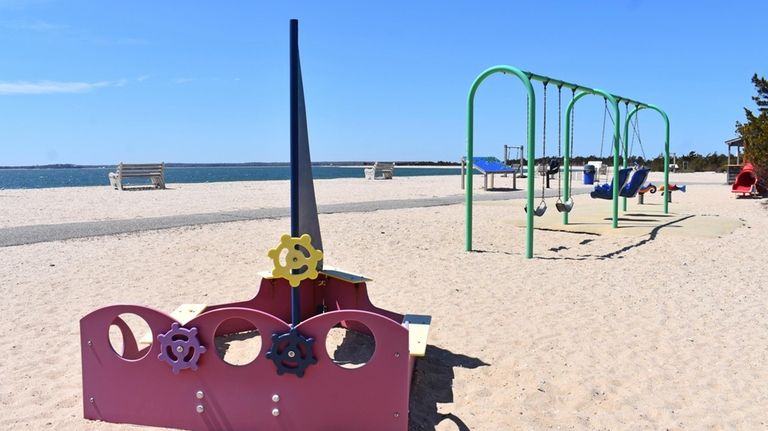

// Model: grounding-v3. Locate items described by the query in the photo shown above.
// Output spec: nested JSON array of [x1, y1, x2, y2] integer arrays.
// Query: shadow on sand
[[408, 345, 489, 431]]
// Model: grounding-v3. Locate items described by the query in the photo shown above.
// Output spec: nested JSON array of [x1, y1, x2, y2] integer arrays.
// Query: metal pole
[[467, 65, 536, 257], [289, 19, 300, 328], [623, 104, 670, 214], [563, 89, 620, 228], [647, 104, 670, 214], [623, 105, 643, 212], [590, 90, 621, 228], [523, 71, 648, 108]]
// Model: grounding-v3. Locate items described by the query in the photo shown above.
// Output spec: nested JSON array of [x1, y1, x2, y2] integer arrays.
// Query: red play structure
[[80, 20, 431, 431], [80, 271, 430, 430], [731, 162, 767, 196]]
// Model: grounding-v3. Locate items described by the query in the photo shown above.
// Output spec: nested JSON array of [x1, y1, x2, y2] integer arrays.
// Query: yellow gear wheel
[[267, 234, 324, 287]]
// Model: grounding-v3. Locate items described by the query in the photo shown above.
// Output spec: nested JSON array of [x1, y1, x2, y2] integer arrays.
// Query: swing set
[[466, 65, 671, 258], [523, 82, 573, 217]]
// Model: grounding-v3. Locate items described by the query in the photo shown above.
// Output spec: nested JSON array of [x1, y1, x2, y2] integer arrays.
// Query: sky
[[0, 0, 766, 166]]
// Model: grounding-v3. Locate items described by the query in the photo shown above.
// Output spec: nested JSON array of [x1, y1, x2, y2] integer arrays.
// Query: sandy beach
[[1, 171, 767, 430]]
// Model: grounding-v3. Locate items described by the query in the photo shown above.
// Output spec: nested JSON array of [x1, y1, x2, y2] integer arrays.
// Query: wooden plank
[[119, 170, 162, 173], [138, 303, 207, 346], [118, 163, 164, 168], [257, 270, 274, 279], [258, 266, 373, 283], [321, 266, 372, 283], [403, 314, 431, 357], [120, 172, 163, 177]]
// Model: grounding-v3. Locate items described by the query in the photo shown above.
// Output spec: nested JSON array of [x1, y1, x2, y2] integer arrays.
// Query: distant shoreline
[[0, 161, 461, 169], [0, 164, 464, 190]]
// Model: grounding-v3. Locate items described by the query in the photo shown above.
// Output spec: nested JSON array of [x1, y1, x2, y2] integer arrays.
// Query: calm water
[[0, 166, 462, 189]]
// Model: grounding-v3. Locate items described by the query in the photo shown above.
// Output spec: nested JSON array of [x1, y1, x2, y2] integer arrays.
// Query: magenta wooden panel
[[81, 305, 412, 431]]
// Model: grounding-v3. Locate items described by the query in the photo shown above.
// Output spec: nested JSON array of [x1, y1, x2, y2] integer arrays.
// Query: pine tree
[[736, 74, 768, 181]]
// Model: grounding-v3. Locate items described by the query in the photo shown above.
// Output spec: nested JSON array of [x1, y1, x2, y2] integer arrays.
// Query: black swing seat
[[555, 197, 573, 213], [547, 160, 560, 175], [539, 160, 559, 176], [524, 200, 547, 217]]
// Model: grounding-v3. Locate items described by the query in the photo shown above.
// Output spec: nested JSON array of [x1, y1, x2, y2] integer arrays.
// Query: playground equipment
[[590, 167, 632, 200], [461, 156, 518, 190], [658, 183, 686, 202], [619, 168, 651, 198], [636, 183, 657, 204], [524, 82, 553, 217], [554, 86, 574, 213], [658, 183, 686, 194], [725, 137, 745, 184], [619, 104, 671, 211], [731, 162, 766, 196], [466, 65, 666, 257], [561, 93, 670, 224], [523, 83, 570, 216], [504, 144, 525, 175], [79, 20, 430, 431], [636, 183, 685, 204]]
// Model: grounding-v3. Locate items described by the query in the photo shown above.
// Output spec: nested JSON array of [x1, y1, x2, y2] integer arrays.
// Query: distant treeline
[[512, 151, 733, 172], [0, 161, 462, 169]]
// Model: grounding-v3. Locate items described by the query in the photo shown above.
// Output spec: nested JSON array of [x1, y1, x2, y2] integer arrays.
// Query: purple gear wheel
[[157, 322, 207, 374]]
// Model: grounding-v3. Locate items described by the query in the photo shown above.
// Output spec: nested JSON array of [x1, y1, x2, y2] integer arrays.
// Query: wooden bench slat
[[120, 172, 164, 176], [118, 163, 165, 168]]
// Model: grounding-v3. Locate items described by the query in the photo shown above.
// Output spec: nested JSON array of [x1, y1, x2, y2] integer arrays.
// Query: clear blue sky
[[0, 0, 766, 166]]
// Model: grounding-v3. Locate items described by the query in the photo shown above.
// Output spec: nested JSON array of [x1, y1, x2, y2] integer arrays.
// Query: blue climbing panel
[[472, 157, 516, 174]]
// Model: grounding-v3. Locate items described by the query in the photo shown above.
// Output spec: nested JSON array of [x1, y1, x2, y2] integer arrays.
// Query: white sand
[[1, 171, 767, 430]]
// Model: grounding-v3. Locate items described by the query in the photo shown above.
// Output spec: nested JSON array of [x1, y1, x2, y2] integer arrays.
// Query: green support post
[[466, 66, 536, 258], [623, 104, 671, 214], [561, 89, 621, 228], [648, 105, 670, 214], [622, 104, 640, 212], [562, 91, 589, 225], [600, 91, 622, 228]]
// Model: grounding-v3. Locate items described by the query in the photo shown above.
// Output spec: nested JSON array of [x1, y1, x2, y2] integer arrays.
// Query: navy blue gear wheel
[[266, 328, 317, 377]]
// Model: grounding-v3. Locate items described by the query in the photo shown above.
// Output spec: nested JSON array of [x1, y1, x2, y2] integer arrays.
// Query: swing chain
[[541, 81, 548, 199], [625, 102, 630, 164], [632, 105, 646, 161], [568, 88, 576, 196], [557, 84, 562, 201], [599, 98, 607, 160]]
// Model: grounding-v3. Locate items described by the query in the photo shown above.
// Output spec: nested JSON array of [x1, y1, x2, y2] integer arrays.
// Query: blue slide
[[590, 167, 633, 200]]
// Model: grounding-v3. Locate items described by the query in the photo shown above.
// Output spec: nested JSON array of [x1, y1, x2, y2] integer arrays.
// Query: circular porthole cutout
[[214, 318, 262, 367], [109, 313, 152, 361], [325, 320, 376, 369]]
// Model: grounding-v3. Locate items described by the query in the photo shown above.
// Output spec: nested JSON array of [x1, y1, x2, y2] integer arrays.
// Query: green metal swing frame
[[466, 65, 670, 259]]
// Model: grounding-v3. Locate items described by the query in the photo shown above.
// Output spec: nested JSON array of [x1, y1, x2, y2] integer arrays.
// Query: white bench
[[109, 162, 166, 190], [364, 162, 395, 180]]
